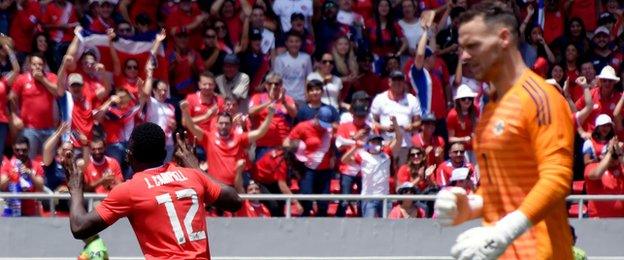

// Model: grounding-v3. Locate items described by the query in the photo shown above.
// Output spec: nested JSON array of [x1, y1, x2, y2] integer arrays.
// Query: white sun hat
[[454, 84, 477, 100], [597, 65, 620, 82], [595, 114, 614, 127]]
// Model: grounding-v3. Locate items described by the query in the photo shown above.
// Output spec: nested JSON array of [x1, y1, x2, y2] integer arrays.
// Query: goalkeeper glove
[[434, 187, 482, 226], [450, 210, 532, 260]]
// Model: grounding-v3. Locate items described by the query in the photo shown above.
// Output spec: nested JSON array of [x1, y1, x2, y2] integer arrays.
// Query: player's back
[[473, 70, 574, 259], [95, 163, 222, 260]]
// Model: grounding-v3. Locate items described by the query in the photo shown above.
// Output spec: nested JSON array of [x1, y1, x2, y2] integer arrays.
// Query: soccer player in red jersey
[[63, 123, 242, 259]]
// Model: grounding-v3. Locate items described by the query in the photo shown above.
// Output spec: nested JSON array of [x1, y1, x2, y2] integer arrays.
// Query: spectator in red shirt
[[351, 52, 385, 99], [108, 29, 143, 100], [584, 138, 624, 218], [210, 0, 250, 47], [447, 84, 479, 164], [576, 65, 622, 132], [396, 146, 437, 194], [166, 0, 208, 50], [411, 113, 445, 166], [251, 147, 302, 217], [0, 136, 45, 216], [88, 0, 116, 33], [248, 72, 297, 160], [9, 0, 41, 57], [181, 98, 275, 193], [283, 106, 336, 217], [582, 114, 615, 165], [235, 180, 271, 218], [42, 0, 80, 65], [436, 142, 476, 188], [10, 54, 63, 159], [168, 29, 205, 98], [119, 0, 159, 30], [83, 138, 124, 194], [0, 42, 19, 160], [63, 73, 97, 143]]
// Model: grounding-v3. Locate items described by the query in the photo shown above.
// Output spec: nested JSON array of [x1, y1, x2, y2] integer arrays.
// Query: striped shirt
[[473, 70, 574, 259]]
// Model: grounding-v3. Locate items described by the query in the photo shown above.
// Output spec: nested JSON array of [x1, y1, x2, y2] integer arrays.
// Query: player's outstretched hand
[[450, 211, 531, 260], [62, 155, 84, 193], [175, 131, 200, 169]]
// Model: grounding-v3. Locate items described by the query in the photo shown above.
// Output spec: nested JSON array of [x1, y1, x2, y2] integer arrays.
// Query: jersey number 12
[[156, 188, 207, 244]]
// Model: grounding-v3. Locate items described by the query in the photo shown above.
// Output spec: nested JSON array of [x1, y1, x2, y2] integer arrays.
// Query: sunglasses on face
[[126, 65, 138, 70], [459, 97, 473, 102], [321, 60, 334, 65], [409, 151, 423, 157]]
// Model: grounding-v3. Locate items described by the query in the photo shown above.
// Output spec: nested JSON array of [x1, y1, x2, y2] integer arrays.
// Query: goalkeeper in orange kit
[[434, 1, 574, 259]]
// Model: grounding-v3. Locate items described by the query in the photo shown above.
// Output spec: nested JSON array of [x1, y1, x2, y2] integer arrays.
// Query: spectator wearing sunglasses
[[436, 142, 476, 188], [411, 112, 445, 166], [388, 182, 426, 219], [396, 146, 437, 194], [307, 52, 343, 110], [447, 84, 479, 164]]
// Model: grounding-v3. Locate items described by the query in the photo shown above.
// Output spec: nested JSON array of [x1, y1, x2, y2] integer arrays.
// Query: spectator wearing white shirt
[[272, 0, 313, 33], [371, 70, 422, 166], [273, 31, 313, 102], [341, 116, 402, 218], [307, 53, 343, 110], [216, 54, 250, 112], [397, 0, 425, 54]]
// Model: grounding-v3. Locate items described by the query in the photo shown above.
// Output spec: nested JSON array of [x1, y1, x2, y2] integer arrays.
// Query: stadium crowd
[[0, 0, 622, 219]]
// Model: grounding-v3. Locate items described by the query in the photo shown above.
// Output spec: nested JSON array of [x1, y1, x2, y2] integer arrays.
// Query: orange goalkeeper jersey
[[473, 69, 574, 260]]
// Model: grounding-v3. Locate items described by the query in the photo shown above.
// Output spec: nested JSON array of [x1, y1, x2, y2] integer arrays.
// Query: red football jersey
[[95, 163, 222, 259], [202, 131, 250, 186], [83, 156, 124, 194]]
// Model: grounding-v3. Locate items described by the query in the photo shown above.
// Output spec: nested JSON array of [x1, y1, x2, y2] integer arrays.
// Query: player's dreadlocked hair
[[129, 122, 166, 164]]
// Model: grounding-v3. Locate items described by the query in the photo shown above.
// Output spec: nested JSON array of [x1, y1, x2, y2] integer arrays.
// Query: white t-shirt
[[145, 97, 175, 146], [397, 19, 425, 52], [272, 0, 313, 32], [371, 91, 421, 147], [307, 71, 343, 110], [273, 52, 313, 101], [356, 149, 391, 195]]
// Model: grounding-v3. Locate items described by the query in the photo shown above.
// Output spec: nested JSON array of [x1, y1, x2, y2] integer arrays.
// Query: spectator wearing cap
[[584, 135, 624, 218], [215, 54, 250, 112], [9, 0, 41, 56], [248, 72, 297, 160], [200, 27, 227, 76], [272, 0, 313, 33], [341, 116, 402, 218], [276, 13, 315, 55], [350, 52, 385, 98], [294, 79, 339, 124], [87, 0, 117, 33], [436, 142, 476, 188], [210, 0, 250, 46], [388, 182, 426, 219], [582, 114, 616, 165], [42, 0, 80, 62], [307, 52, 344, 110], [61, 73, 98, 144], [447, 84, 479, 164], [598, 11, 620, 41], [588, 26, 622, 73], [339, 90, 372, 124], [408, 27, 449, 141], [576, 65, 621, 132], [411, 112, 444, 166], [272, 31, 313, 102], [165, 0, 208, 51], [10, 54, 62, 159], [283, 106, 337, 217], [334, 102, 371, 217], [315, 1, 358, 55], [240, 28, 273, 91], [365, 0, 407, 62], [248, 5, 276, 55], [167, 27, 205, 98], [371, 70, 421, 166]]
